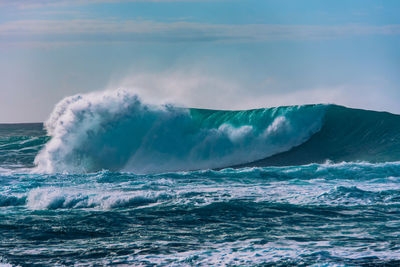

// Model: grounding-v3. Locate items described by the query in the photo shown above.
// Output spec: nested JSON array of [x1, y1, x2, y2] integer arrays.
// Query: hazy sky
[[1, 0, 400, 122]]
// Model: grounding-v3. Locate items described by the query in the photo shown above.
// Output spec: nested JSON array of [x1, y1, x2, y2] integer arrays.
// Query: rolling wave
[[33, 90, 326, 173], [2, 89, 400, 174]]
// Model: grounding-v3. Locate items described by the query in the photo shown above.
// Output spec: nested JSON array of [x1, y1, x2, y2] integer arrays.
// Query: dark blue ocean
[[1, 90, 400, 266]]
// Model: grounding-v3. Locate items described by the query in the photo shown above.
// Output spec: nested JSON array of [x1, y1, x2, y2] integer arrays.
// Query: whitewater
[[1, 89, 400, 266]]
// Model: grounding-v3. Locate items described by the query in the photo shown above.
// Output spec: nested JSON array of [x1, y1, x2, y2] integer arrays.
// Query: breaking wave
[[34, 89, 326, 174]]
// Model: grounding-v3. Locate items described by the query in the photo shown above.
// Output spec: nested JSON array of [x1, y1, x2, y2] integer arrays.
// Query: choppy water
[[1, 90, 400, 266], [2, 163, 400, 266]]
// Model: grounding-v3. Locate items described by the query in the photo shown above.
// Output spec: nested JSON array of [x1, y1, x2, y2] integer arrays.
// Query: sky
[[0, 0, 400, 122]]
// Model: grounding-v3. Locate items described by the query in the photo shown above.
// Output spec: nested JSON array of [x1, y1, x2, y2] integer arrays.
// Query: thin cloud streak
[[0, 0, 211, 9], [1, 19, 400, 45]]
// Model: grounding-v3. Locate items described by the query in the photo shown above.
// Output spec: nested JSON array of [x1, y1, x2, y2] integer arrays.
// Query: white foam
[[26, 187, 172, 210]]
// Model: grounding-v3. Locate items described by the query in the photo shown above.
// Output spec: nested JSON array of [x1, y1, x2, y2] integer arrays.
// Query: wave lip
[[34, 89, 327, 174]]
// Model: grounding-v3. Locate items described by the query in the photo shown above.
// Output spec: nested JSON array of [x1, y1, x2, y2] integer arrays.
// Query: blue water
[[1, 90, 400, 266]]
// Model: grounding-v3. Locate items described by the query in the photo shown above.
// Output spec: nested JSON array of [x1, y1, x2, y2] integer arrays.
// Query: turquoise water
[[1, 91, 400, 266]]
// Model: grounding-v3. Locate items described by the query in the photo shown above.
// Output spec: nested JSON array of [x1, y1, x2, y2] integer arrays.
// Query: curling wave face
[[34, 90, 326, 174]]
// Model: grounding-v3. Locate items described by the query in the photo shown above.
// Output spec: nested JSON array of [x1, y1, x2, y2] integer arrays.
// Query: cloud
[[1, 19, 400, 45]]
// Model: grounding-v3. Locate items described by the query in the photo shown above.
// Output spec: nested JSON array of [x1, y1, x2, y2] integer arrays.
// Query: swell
[[243, 105, 400, 167]]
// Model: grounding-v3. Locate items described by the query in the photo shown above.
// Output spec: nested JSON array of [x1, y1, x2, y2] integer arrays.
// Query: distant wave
[[33, 89, 326, 173]]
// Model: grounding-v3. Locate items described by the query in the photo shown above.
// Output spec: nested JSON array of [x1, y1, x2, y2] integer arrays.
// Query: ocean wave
[[15, 163, 400, 210], [2, 90, 400, 174], [0, 194, 26, 207], [34, 89, 326, 174], [26, 187, 172, 210], [318, 186, 400, 205]]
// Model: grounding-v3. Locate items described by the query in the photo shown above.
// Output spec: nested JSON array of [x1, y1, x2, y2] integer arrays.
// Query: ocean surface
[[1, 90, 400, 266]]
